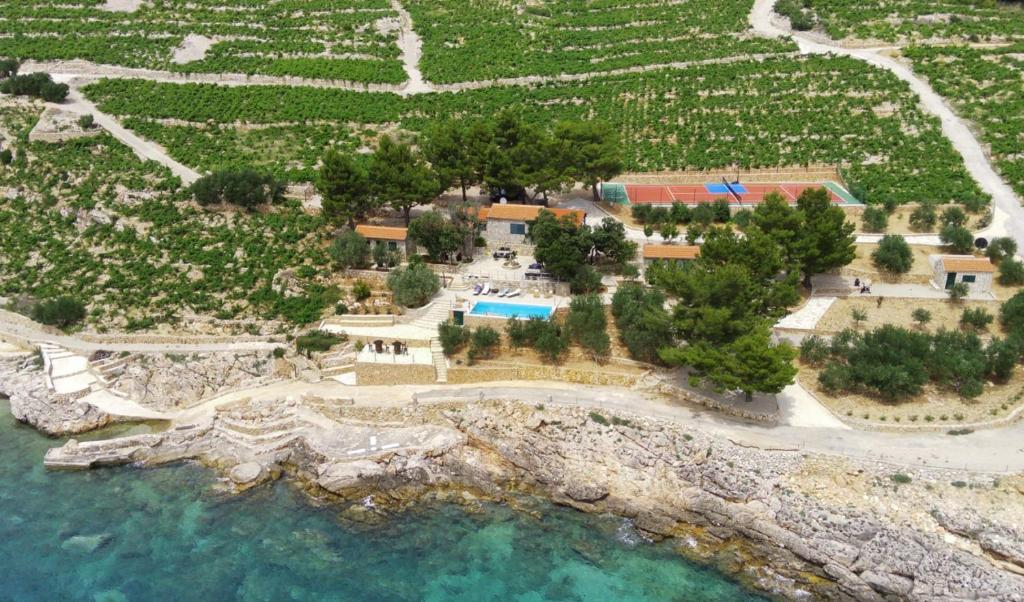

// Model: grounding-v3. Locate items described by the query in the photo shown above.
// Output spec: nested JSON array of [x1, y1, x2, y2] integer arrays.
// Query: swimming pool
[[469, 301, 554, 320]]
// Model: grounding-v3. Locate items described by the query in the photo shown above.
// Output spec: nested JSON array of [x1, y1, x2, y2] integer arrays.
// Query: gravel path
[[749, 0, 1024, 252]]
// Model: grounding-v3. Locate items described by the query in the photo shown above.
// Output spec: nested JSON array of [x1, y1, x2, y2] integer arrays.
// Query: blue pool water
[[0, 396, 765, 601], [470, 301, 554, 319]]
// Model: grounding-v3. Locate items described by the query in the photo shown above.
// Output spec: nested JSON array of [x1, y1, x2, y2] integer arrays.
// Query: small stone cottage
[[931, 255, 994, 293]]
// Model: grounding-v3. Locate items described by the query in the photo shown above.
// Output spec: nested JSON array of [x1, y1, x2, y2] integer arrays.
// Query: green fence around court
[[600, 182, 629, 204]]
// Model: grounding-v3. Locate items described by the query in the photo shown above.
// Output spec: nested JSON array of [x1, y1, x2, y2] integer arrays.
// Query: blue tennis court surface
[[705, 183, 748, 194]]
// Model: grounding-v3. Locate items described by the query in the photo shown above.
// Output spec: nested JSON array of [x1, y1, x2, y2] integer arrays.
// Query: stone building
[[482, 205, 585, 246], [354, 224, 414, 257], [931, 255, 994, 293]]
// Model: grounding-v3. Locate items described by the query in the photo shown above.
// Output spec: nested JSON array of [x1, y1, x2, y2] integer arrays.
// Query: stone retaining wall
[[356, 362, 436, 385], [447, 364, 641, 388]]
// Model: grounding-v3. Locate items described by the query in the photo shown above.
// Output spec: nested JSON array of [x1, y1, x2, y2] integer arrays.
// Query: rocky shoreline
[[3, 356, 1024, 601]]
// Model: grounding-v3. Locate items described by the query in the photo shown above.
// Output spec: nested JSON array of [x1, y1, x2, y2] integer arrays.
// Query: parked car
[[492, 247, 517, 260]]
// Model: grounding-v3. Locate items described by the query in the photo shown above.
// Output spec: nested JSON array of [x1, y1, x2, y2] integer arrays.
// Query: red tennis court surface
[[623, 183, 847, 205]]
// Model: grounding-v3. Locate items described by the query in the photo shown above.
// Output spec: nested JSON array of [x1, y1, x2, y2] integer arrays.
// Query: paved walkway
[[775, 297, 835, 330]]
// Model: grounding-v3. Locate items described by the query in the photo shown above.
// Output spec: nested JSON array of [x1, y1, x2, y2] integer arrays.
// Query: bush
[[861, 206, 888, 232], [947, 282, 970, 302], [909, 203, 937, 231], [0, 72, 68, 102], [871, 234, 913, 274], [387, 263, 440, 307], [438, 320, 469, 356], [31, 297, 86, 328], [912, 308, 932, 328], [534, 322, 569, 362], [941, 206, 968, 228], [334, 303, 348, 315], [0, 149, 11, 166], [940, 224, 974, 254], [610, 282, 673, 363], [0, 58, 17, 79], [352, 280, 372, 301], [986, 338, 1021, 382], [467, 326, 500, 364], [998, 259, 1024, 286], [890, 473, 912, 485], [799, 335, 829, 366], [78, 114, 94, 130], [272, 347, 286, 359], [818, 362, 853, 393], [960, 307, 993, 331], [1000, 291, 1024, 333], [985, 237, 1017, 263], [570, 265, 602, 294], [588, 411, 610, 426], [329, 230, 370, 270], [295, 330, 344, 356], [189, 169, 284, 210], [565, 294, 610, 359]]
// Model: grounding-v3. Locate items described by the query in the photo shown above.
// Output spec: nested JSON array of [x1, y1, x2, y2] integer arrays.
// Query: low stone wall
[[355, 362, 436, 385], [77, 333, 275, 345], [447, 363, 641, 388]]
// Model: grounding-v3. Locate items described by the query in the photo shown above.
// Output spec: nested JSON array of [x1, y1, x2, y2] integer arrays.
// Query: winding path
[[749, 0, 1024, 250]]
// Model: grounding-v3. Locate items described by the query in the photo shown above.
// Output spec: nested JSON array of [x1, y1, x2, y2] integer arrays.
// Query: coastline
[[4, 354, 1023, 601]]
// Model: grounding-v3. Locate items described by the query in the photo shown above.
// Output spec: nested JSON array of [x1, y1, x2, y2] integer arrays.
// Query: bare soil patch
[[815, 296, 1004, 333], [799, 366, 1024, 427]]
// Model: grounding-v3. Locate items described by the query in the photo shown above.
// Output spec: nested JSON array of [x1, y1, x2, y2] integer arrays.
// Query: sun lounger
[[482, 282, 492, 295], [498, 288, 510, 297], [473, 284, 483, 295], [507, 288, 521, 297]]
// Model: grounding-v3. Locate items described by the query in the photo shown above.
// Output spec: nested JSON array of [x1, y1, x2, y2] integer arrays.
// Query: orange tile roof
[[643, 244, 701, 260], [941, 255, 995, 273], [486, 204, 585, 225], [355, 224, 407, 241], [475, 206, 490, 221]]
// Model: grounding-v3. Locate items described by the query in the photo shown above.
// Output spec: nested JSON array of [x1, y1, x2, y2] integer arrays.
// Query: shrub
[[960, 307, 993, 331], [851, 307, 868, 326], [890, 473, 912, 485], [352, 280, 372, 301], [909, 203, 937, 231], [799, 335, 830, 366], [272, 347, 286, 359], [998, 259, 1024, 286], [985, 237, 1017, 263], [78, 114, 94, 130], [467, 326, 500, 364], [0, 58, 17, 79], [871, 235, 913, 274], [189, 169, 284, 210], [0, 149, 11, 166], [570, 265, 602, 294], [589, 411, 610, 426], [387, 263, 439, 307], [32, 297, 86, 328], [0, 72, 68, 102], [330, 231, 370, 270], [610, 282, 673, 363], [911, 308, 931, 328], [565, 294, 609, 359], [1001, 291, 1024, 333], [438, 320, 469, 356], [940, 224, 974, 254], [941, 206, 968, 228], [818, 362, 853, 393], [295, 330, 344, 356], [986, 338, 1021, 382], [534, 322, 569, 362], [947, 281, 970, 302], [861, 206, 888, 232], [334, 303, 348, 315]]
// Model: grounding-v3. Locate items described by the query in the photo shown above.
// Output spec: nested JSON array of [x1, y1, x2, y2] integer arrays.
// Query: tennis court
[[601, 181, 860, 206]]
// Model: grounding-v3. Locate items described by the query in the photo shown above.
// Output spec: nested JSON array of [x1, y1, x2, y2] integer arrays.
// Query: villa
[[482, 205, 586, 247]]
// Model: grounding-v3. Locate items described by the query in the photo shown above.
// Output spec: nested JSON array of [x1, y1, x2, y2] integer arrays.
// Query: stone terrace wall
[[356, 362, 436, 385]]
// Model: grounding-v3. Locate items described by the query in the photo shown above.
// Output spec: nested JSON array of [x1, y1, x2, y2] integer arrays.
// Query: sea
[[0, 397, 764, 601]]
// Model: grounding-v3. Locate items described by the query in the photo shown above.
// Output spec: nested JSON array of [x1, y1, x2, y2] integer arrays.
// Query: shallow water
[[0, 399, 764, 601]]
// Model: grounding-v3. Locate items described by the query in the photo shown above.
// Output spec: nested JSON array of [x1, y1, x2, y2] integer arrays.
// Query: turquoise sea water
[[0, 398, 764, 601]]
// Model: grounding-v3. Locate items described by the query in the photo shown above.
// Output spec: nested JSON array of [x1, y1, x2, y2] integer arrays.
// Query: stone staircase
[[213, 411, 302, 454], [319, 347, 356, 378], [429, 338, 448, 383], [409, 302, 452, 330], [449, 275, 471, 291], [89, 352, 137, 382]]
